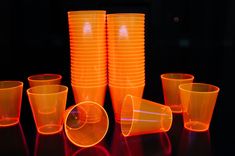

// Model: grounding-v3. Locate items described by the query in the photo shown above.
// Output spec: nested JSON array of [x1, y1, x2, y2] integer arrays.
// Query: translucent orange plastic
[[28, 74, 62, 87], [27, 85, 68, 135], [108, 52, 145, 57], [72, 145, 110, 156], [72, 84, 107, 106], [161, 73, 194, 113], [0, 81, 23, 127], [179, 83, 220, 132], [64, 101, 109, 147], [109, 85, 145, 123], [121, 95, 173, 137]]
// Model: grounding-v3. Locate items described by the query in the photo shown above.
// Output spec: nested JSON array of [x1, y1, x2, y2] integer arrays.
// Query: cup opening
[[160, 106, 173, 131], [121, 95, 134, 137]]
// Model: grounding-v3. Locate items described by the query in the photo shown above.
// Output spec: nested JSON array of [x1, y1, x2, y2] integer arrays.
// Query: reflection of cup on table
[[27, 85, 68, 135], [161, 73, 194, 113], [0, 81, 23, 127], [34, 131, 66, 156], [0, 123, 29, 155]]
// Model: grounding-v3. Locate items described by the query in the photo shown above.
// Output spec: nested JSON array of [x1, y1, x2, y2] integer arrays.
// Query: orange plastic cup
[[0, 81, 23, 127], [27, 85, 68, 135], [161, 73, 194, 113], [64, 101, 109, 147], [72, 84, 107, 106], [121, 95, 173, 137], [179, 83, 220, 132], [109, 84, 145, 123], [28, 74, 62, 87]]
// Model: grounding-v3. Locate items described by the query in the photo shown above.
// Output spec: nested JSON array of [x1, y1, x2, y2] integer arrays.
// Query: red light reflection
[[34, 131, 66, 156], [178, 129, 212, 156], [0, 123, 29, 155]]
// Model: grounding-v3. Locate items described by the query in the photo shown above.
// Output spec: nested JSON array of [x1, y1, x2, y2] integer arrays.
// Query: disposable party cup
[[109, 84, 145, 123], [28, 74, 62, 87], [64, 101, 109, 147], [120, 95, 173, 137], [161, 73, 194, 113], [179, 83, 220, 132], [27, 85, 68, 135], [72, 84, 107, 106], [0, 81, 23, 127]]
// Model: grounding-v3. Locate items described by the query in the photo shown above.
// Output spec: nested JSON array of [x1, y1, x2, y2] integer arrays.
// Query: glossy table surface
[[0, 103, 231, 156]]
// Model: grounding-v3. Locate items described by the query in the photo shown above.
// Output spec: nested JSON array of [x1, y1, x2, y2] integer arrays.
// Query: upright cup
[[27, 85, 68, 135], [179, 83, 220, 132], [0, 81, 23, 127], [64, 101, 109, 147], [161, 73, 194, 113], [28, 73, 62, 87], [121, 95, 173, 137]]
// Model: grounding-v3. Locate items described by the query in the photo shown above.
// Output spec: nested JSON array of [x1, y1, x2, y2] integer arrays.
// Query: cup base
[[168, 105, 182, 113], [0, 118, 19, 127], [184, 121, 209, 132], [38, 124, 63, 135]]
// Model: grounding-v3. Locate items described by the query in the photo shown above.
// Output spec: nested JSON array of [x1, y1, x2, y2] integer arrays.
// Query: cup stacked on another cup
[[68, 10, 107, 108], [107, 13, 146, 123]]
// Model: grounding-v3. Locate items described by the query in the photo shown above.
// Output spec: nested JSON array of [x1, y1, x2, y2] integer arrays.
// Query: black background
[[0, 0, 234, 155]]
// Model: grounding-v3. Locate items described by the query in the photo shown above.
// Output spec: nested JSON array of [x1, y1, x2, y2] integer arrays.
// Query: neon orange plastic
[[0, 81, 23, 127], [71, 79, 107, 85], [108, 44, 144, 49], [108, 73, 145, 79], [72, 84, 107, 106], [161, 73, 194, 113], [121, 95, 173, 137], [68, 10, 106, 14], [179, 83, 220, 132], [109, 85, 145, 123], [27, 85, 68, 135], [108, 52, 144, 57], [71, 81, 107, 87], [28, 74, 62, 87], [64, 101, 109, 147]]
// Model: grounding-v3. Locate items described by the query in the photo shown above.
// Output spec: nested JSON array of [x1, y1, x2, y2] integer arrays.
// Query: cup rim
[[179, 83, 220, 94], [28, 73, 62, 82], [27, 85, 68, 95], [0, 81, 23, 90], [161, 73, 194, 81]]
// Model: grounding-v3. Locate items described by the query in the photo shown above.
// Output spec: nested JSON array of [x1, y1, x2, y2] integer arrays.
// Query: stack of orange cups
[[107, 13, 145, 123], [68, 10, 107, 113]]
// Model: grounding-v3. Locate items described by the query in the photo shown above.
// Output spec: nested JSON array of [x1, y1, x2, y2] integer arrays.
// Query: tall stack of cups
[[107, 13, 145, 123], [68, 10, 107, 107]]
